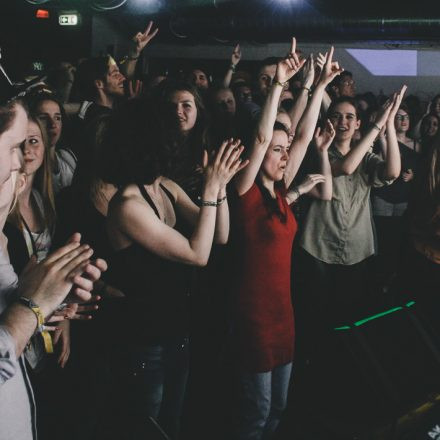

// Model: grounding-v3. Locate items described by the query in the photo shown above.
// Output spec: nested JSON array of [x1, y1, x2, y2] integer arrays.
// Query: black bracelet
[[217, 195, 227, 205]]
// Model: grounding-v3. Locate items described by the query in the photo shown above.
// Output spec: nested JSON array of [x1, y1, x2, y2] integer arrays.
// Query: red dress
[[230, 183, 297, 373]]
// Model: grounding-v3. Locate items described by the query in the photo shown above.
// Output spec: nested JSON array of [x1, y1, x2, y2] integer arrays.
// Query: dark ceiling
[[1, 0, 440, 77]]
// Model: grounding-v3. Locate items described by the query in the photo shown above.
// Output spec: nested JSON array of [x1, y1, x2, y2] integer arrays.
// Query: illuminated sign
[[36, 9, 50, 19], [58, 13, 79, 26]]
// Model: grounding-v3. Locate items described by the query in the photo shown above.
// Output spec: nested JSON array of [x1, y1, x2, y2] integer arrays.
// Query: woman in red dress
[[230, 41, 342, 440]]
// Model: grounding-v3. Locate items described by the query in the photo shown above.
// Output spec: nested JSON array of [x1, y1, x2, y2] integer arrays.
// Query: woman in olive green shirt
[[298, 87, 406, 328]]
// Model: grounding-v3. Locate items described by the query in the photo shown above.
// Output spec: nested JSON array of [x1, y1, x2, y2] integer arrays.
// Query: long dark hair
[[99, 98, 166, 187], [256, 122, 291, 222], [155, 80, 211, 168]]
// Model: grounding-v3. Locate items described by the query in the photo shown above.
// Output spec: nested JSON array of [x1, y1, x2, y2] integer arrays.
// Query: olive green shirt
[[299, 146, 393, 265]]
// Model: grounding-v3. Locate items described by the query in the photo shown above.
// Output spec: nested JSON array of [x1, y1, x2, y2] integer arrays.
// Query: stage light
[[36, 9, 50, 19]]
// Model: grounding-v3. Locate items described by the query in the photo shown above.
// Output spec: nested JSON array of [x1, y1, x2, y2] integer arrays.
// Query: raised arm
[[223, 44, 242, 88], [170, 139, 245, 244], [332, 85, 407, 177], [235, 37, 305, 196], [283, 46, 343, 188], [382, 86, 406, 180], [287, 54, 315, 134], [110, 143, 246, 266], [120, 21, 159, 80]]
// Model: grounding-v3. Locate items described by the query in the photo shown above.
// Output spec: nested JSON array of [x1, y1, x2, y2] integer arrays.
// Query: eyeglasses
[[395, 114, 410, 121]]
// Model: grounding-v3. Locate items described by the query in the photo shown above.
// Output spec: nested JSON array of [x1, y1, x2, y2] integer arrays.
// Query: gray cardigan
[[0, 245, 36, 440]]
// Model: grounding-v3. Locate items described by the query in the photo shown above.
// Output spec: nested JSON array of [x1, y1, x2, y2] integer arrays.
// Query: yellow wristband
[[18, 297, 53, 354]]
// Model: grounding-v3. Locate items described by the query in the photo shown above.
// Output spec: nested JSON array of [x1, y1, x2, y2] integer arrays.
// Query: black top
[[108, 183, 192, 344], [372, 141, 420, 204]]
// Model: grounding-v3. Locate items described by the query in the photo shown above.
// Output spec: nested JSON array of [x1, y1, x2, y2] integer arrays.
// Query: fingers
[[68, 287, 92, 303], [82, 262, 104, 283], [60, 247, 94, 277], [91, 258, 107, 273], [144, 20, 153, 35], [225, 145, 244, 169], [290, 36, 296, 55], [67, 233, 81, 245], [43, 241, 83, 266], [72, 274, 94, 294], [235, 159, 249, 174], [214, 138, 233, 166], [314, 126, 322, 138], [202, 150, 208, 169], [326, 119, 336, 135], [52, 328, 62, 345], [326, 46, 334, 66]]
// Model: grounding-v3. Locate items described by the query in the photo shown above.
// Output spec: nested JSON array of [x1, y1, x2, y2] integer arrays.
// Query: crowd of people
[[0, 21, 440, 440]]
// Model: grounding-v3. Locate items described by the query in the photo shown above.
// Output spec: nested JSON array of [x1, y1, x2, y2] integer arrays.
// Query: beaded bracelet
[[371, 123, 382, 132], [273, 80, 288, 89]]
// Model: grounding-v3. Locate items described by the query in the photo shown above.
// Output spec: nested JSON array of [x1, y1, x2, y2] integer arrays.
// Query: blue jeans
[[235, 362, 293, 440], [116, 338, 189, 440]]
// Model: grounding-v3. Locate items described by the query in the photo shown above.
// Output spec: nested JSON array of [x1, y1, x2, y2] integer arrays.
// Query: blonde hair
[[7, 117, 56, 233]]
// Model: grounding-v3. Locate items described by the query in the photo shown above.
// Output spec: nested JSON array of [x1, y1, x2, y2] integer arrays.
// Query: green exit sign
[[58, 13, 80, 26]]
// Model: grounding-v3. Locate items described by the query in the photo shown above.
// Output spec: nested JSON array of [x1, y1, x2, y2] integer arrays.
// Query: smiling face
[[329, 101, 360, 142], [261, 130, 289, 182], [36, 99, 62, 148], [395, 109, 410, 133], [422, 115, 439, 138], [23, 120, 45, 177], [100, 59, 125, 99], [169, 90, 198, 134]]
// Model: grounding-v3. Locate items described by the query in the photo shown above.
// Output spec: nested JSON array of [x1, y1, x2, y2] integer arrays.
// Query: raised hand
[[127, 79, 144, 99], [387, 85, 407, 122], [375, 85, 407, 128], [203, 139, 249, 191], [314, 119, 336, 152], [297, 174, 327, 195], [231, 44, 242, 66], [301, 54, 315, 89], [275, 37, 306, 84], [132, 21, 159, 56], [316, 52, 327, 73], [317, 46, 344, 86]]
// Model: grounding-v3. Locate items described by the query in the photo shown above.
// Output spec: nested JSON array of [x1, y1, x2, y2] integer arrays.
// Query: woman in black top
[[101, 98, 246, 439]]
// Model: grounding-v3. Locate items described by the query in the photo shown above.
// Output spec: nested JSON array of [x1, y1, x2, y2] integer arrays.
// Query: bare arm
[[382, 89, 406, 180], [235, 37, 305, 196], [223, 44, 241, 88], [1, 237, 105, 357], [284, 46, 343, 188], [110, 143, 245, 266], [287, 54, 315, 134], [332, 86, 406, 178], [120, 21, 159, 80], [309, 120, 335, 200]]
